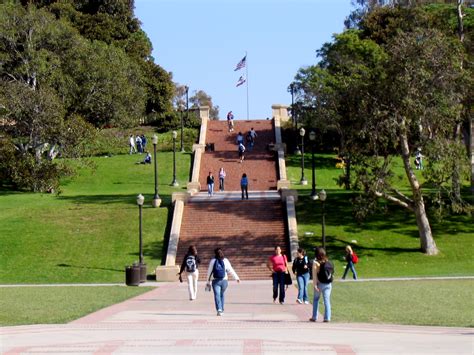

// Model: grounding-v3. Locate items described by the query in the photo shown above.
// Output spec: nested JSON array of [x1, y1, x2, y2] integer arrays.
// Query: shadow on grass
[[57, 263, 124, 273], [286, 154, 338, 170], [56, 193, 173, 206], [296, 190, 420, 236]]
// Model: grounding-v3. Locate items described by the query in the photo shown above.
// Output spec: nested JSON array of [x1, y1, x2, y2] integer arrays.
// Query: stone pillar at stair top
[[199, 106, 210, 121], [272, 104, 290, 122]]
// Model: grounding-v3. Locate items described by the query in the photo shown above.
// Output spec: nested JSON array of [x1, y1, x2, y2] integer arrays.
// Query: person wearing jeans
[[218, 167, 226, 191], [240, 173, 249, 200], [292, 248, 310, 304], [207, 171, 215, 196], [342, 245, 358, 280], [312, 282, 332, 321], [310, 247, 333, 322], [267, 245, 288, 304], [206, 248, 240, 316]]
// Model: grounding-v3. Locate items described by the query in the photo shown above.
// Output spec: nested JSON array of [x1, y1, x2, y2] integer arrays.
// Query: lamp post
[[151, 135, 161, 208], [288, 83, 296, 128], [318, 189, 327, 249], [300, 127, 307, 185], [136, 194, 146, 283], [182, 86, 188, 153], [309, 130, 317, 199], [171, 130, 179, 187]]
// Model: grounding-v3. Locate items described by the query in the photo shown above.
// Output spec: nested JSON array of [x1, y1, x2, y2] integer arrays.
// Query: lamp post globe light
[[318, 189, 327, 249], [151, 134, 161, 208], [171, 130, 179, 187], [136, 194, 146, 283], [309, 130, 317, 199], [299, 127, 307, 185]]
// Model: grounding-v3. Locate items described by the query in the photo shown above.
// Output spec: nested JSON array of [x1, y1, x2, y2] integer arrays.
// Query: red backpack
[[351, 252, 359, 264]]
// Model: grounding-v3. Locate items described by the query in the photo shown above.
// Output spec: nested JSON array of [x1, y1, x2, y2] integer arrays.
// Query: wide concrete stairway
[[176, 120, 290, 280]]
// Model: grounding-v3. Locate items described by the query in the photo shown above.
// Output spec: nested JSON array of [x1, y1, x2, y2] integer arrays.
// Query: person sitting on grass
[[137, 152, 152, 164]]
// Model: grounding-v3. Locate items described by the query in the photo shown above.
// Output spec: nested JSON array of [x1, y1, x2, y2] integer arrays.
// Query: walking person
[[250, 127, 257, 142], [341, 245, 358, 280], [206, 248, 240, 316], [236, 132, 244, 145], [207, 171, 215, 196], [415, 148, 424, 170], [240, 173, 249, 200], [267, 246, 289, 304], [227, 111, 234, 132], [309, 247, 334, 322], [246, 131, 254, 151], [178, 246, 201, 300], [292, 248, 310, 304], [238, 142, 246, 163], [136, 135, 143, 154], [129, 134, 136, 154], [218, 167, 226, 192]]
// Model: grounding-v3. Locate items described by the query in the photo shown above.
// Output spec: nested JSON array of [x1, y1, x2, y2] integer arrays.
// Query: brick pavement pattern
[[2, 281, 472, 354]]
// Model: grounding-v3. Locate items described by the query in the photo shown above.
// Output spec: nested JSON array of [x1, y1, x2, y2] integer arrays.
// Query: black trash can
[[125, 264, 140, 286], [139, 263, 147, 283]]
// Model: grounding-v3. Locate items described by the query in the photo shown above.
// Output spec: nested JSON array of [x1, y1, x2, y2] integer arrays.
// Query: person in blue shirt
[[240, 173, 248, 200]]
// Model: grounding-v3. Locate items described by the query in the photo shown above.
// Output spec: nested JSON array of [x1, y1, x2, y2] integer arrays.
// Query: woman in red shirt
[[267, 245, 288, 304]]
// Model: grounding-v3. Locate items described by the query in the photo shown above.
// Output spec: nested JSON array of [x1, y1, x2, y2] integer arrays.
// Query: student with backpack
[[178, 245, 201, 300], [309, 247, 334, 322], [238, 142, 246, 163], [292, 248, 310, 304], [206, 248, 240, 316], [341, 245, 358, 280]]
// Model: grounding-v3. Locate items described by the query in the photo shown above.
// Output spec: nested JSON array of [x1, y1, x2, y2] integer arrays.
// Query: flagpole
[[246, 51, 249, 120]]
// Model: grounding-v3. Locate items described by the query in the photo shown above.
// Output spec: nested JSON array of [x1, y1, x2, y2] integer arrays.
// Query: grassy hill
[[1, 148, 472, 284], [0, 152, 191, 284], [286, 153, 474, 277]]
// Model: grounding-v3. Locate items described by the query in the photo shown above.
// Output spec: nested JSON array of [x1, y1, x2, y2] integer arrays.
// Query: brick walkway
[[2, 281, 472, 354]]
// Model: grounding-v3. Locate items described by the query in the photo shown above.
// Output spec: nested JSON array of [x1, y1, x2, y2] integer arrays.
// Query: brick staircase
[[176, 119, 289, 280], [176, 195, 289, 280], [200, 120, 278, 191]]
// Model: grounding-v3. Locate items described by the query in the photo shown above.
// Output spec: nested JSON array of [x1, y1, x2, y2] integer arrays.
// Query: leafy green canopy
[[292, 4, 472, 254], [0, 1, 174, 191]]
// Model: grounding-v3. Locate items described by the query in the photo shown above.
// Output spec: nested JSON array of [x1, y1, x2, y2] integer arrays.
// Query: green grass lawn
[[308, 279, 474, 327], [287, 153, 474, 277], [0, 152, 191, 284], [0, 286, 152, 326]]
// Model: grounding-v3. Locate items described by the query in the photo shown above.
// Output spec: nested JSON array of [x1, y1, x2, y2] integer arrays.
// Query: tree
[[294, 22, 467, 254], [189, 90, 219, 119]]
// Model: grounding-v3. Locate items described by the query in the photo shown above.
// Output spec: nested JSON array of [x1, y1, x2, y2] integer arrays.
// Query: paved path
[[2, 281, 472, 354]]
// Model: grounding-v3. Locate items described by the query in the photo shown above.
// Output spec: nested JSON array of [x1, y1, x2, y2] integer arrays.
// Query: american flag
[[234, 55, 246, 71], [236, 76, 246, 87]]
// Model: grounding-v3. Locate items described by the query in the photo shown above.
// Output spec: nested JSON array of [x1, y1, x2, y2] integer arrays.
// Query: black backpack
[[185, 255, 196, 273], [317, 260, 334, 283]]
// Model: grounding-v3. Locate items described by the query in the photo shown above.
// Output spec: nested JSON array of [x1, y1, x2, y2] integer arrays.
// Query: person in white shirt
[[129, 134, 136, 154], [206, 248, 240, 316]]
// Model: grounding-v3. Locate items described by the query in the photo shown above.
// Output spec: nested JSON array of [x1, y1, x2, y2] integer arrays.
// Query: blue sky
[[134, 0, 353, 119]]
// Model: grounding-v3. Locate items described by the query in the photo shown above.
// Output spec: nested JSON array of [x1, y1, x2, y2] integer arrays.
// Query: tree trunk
[[452, 124, 462, 203], [399, 119, 439, 255]]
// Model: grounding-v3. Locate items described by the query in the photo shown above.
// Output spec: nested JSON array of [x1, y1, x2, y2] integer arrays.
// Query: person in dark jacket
[[207, 171, 215, 196], [178, 245, 201, 300], [292, 247, 310, 304]]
